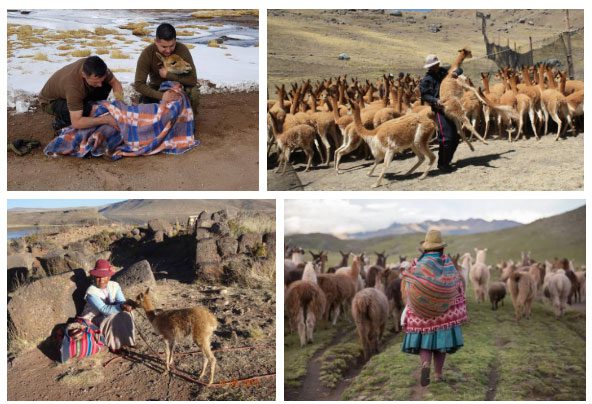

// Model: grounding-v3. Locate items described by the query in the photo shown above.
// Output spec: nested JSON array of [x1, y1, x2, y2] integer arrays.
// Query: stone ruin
[[192, 209, 276, 283]]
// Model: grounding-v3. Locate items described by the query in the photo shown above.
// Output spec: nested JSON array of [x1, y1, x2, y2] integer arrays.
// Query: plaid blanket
[[44, 81, 198, 160], [402, 252, 462, 319]]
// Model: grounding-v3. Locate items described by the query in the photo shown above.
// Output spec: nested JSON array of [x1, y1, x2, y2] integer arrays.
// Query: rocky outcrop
[[112, 260, 156, 298]]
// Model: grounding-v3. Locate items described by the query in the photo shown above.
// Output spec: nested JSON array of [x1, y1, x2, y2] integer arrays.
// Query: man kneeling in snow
[[38, 56, 124, 134]]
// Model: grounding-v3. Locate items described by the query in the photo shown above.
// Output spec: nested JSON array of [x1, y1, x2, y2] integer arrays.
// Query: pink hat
[[90, 259, 116, 278]]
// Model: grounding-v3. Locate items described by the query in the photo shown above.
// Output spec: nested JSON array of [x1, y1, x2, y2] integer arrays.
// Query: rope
[[102, 309, 275, 387]]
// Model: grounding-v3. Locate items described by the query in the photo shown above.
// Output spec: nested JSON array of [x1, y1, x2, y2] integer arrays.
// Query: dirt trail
[[8, 92, 259, 191], [268, 134, 584, 191], [287, 326, 402, 401]]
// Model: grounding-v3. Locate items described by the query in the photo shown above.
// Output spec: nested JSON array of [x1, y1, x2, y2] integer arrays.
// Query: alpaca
[[500, 262, 537, 321], [528, 262, 546, 293], [469, 249, 490, 303], [268, 111, 318, 174], [539, 65, 573, 140], [335, 253, 365, 292], [378, 267, 404, 332], [301, 261, 319, 283], [458, 252, 471, 292], [309, 250, 328, 273], [327, 250, 351, 273], [542, 269, 571, 318], [351, 278, 389, 359], [155, 53, 192, 74], [285, 280, 326, 346], [134, 288, 218, 384], [349, 96, 437, 188], [488, 281, 507, 310], [317, 272, 357, 325], [574, 270, 586, 303]]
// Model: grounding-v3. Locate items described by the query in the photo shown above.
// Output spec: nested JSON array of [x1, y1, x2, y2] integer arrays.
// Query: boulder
[[112, 260, 156, 298], [338, 53, 350, 60], [8, 252, 34, 271], [195, 238, 221, 264], [38, 250, 72, 276], [238, 233, 262, 254], [153, 230, 165, 243], [389, 10, 403, 17], [8, 270, 89, 343], [222, 254, 252, 283], [197, 211, 210, 226], [195, 262, 224, 283], [211, 221, 230, 236], [211, 210, 228, 222], [147, 219, 172, 236], [63, 251, 94, 272], [195, 227, 212, 240], [198, 220, 215, 229], [217, 237, 238, 257], [67, 241, 94, 255]]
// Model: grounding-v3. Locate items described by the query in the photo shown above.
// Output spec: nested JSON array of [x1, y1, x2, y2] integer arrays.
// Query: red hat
[[90, 259, 116, 278]]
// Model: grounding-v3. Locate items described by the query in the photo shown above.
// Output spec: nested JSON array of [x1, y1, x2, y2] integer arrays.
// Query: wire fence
[[462, 28, 584, 81]]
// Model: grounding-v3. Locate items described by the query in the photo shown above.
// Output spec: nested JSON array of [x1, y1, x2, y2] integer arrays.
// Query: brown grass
[[185, 44, 195, 49], [207, 40, 220, 48], [56, 44, 73, 50], [71, 49, 92, 57], [110, 68, 133, 72], [94, 27, 119, 36], [176, 30, 195, 36], [33, 52, 49, 61], [192, 10, 258, 19], [119, 22, 150, 37], [110, 49, 130, 59], [86, 39, 113, 48], [94, 48, 109, 55]]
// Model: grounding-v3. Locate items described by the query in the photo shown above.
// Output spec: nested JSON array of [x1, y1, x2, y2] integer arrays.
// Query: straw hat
[[419, 229, 447, 251], [423, 54, 440, 69], [89, 259, 116, 278]]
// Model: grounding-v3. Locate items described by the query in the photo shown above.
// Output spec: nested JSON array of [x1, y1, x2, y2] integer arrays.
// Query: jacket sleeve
[[114, 285, 126, 305], [133, 48, 164, 100], [165, 45, 198, 87], [419, 76, 439, 106], [87, 294, 123, 316]]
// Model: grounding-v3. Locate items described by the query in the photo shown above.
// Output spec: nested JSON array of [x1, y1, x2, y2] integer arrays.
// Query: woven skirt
[[401, 325, 464, 354]]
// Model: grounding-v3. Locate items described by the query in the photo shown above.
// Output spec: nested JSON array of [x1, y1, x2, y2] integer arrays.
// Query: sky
[[285, 199, 585, 236], [8, 200, 125, 209]]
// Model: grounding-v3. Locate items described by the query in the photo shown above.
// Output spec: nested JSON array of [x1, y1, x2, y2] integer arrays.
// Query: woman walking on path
[[401, 229, 468, 386]]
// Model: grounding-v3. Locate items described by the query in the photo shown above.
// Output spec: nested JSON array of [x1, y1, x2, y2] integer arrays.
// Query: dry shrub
[[176, 30, 194, 36], [49, 29, 93, 41], [110, 49, 130, 59], [94, 48, 109, 55], [71, 49, 91, 57], [229, 212, 275, 237], [119, 22, 150, 37], [113, 35, 126, 41], [238, 257, 275, 289], [192, 9, 258, 19], [207, 40, 220, 48], [86, 39, 113, 48], [185, 44, 195, 49], [56, 44, 73, 50], [33, 52, 49, 61], [196, 25, 210, 30], [94, 27, 118, 36]]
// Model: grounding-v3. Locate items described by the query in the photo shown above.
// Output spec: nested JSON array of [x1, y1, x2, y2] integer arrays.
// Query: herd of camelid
[[284, 246, 585, 360], [268, 48, 584, 188]]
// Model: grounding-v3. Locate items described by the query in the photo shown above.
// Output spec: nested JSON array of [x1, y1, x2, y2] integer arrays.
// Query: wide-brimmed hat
[[89, 259, 116, 278], [419, 229, 447, 251], [423, 54, 440, 69]]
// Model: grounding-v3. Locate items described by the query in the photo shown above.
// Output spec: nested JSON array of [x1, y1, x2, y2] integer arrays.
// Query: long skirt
[[401, 325, 464, 354], [93, 312, 136, 350]]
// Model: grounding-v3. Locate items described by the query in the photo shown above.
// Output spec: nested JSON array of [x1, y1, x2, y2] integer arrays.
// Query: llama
[[349, 96, 437, 188], [378, 267, 404, 332], [574, 270, 586, 303], [500, 262, 537, 321], [488, 282, 507, 310], [317, 272, 357, 325], [336, 253, 365, 292], [309, 250, 328, 273], [351, 276, 389, 360], [469, 249, 490, 303], [458, 252, 471, 292], [542, 269, 571, 318], [327, 250, 351, 273], [155, 53, 192, 74], [301, 262, 318, 283], [285, 280, 326, 347], [134, 288, 218, 384], [268, 111, 318, 174]]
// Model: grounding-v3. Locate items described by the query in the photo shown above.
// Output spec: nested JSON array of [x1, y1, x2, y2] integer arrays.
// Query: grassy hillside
[[286, 206, 585, 267]]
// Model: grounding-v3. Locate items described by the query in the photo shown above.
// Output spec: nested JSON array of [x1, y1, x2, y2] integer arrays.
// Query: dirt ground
[[8, 279, 275, 401], [7, 92, 259, 191], [268, 133, 584, 191]]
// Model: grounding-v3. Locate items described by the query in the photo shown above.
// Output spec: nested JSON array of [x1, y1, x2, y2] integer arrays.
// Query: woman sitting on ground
[[400, 229, 468, 386], [79, 259, 135, 352]]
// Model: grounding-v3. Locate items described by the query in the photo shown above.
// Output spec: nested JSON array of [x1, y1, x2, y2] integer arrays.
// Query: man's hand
[[121, 303, 133, 312], [101, 114, 119, 129], [434, 100, 445, 111], [159, 66, 168, 79], [162, 90, 181, 104]]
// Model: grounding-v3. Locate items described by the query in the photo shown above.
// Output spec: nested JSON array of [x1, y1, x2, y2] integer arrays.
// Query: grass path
[[285, 291, 586, 400]]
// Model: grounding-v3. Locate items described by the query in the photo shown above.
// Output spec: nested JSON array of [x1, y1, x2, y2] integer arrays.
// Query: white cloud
[[285, 199, 584, 236]]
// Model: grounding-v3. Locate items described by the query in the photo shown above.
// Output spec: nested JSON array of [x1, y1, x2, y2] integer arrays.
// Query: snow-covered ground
[[7, 9, 259, 111]]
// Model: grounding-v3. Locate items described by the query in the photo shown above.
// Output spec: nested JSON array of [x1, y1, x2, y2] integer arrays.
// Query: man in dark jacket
[[419, 55, 462, 173]]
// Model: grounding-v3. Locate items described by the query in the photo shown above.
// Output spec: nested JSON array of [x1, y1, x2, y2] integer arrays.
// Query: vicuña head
[[156, 53, 192, 74]]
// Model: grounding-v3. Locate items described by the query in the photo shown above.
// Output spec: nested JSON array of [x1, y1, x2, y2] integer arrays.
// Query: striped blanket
[[402, 252, 463, 320], [44, 81, 198, 160]]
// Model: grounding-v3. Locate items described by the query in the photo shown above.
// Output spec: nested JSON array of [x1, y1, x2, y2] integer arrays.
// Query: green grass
[[319, 342, 362, 388], [340, 287, 585, 400], [284, 325, 339, 388]]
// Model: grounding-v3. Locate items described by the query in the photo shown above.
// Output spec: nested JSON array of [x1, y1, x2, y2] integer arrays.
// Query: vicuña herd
[[268, 49, 584, 187], [285, 246, 585, 359]]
